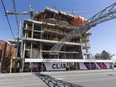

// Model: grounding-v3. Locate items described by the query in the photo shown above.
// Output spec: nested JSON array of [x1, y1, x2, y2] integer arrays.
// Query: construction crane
[[50, 2, 116, 55], [5, 5, 39, 19]]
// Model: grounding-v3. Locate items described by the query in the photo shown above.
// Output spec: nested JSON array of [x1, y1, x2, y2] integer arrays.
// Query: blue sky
[[0, 0, 116, 54]]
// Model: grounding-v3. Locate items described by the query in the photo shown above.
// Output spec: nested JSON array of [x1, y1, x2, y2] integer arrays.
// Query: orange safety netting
[[70, 16, 86, 26]]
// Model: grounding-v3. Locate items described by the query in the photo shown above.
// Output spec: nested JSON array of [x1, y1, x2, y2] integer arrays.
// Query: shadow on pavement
[[34, 72, 83, 87]]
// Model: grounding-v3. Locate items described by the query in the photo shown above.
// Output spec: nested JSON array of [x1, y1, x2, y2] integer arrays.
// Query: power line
[[0, 28, 17, 29], [12, 0, 19, 32], [1, 0, 15, 38]]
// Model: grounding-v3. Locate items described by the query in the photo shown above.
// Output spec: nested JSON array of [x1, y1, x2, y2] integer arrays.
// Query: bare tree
[[27, 49, 40, 58], [32, 49, 40, 58]]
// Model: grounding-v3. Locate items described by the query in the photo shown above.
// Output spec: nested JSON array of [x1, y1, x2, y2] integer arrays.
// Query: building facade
[[0, 40, 16, 72], [22, 7, 91, 72]]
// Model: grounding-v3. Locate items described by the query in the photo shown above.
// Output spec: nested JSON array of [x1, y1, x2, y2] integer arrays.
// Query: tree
[[94, 50, 111, 60], [5, 51, 13, 66], [101, 50, 111, 59], [95, 53, 101, 59]]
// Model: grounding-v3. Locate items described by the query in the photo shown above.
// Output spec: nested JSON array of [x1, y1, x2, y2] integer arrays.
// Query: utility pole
[[5, 5, 39, 73], [5, 10, 35, 58], [16, 19, 22, 58], [16, 20, 20, 58]]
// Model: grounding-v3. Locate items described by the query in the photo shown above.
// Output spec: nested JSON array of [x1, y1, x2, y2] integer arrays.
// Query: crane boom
[[6, 11, 30, 15], [50, 2, 116, 55], [5, 5, 39, 19]]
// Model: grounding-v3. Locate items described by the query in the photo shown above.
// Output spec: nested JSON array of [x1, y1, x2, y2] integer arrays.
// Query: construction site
[[1, 1, 116, 87], [19, 7, 93, 72], [0, 1, 116, 73]]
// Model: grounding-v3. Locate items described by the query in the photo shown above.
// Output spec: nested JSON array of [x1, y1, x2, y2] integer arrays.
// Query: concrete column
[[30, 42, 33, 58], [40, 24, 43, 59], [39, 43, 42, 59], [30, 42, 33, 72], [32, 22, 34, 38], [10, 58, 13, 73], [80, 35, 85, 59], [21, 58, 24, 72], [25, 22, 28, 38], [23, 42, 26, 58]]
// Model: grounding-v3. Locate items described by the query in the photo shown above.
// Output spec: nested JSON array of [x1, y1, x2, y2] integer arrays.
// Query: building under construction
[[22, 7, 91, 72]]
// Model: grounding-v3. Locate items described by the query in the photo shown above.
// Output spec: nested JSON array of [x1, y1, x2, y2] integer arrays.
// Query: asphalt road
[[42, 69, 116, 87], [0, 69, 116, 87], [0, 73, 47, 87]]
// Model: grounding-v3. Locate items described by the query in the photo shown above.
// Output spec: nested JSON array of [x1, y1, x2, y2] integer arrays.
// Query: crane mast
[[49, 2, 116, 55]]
